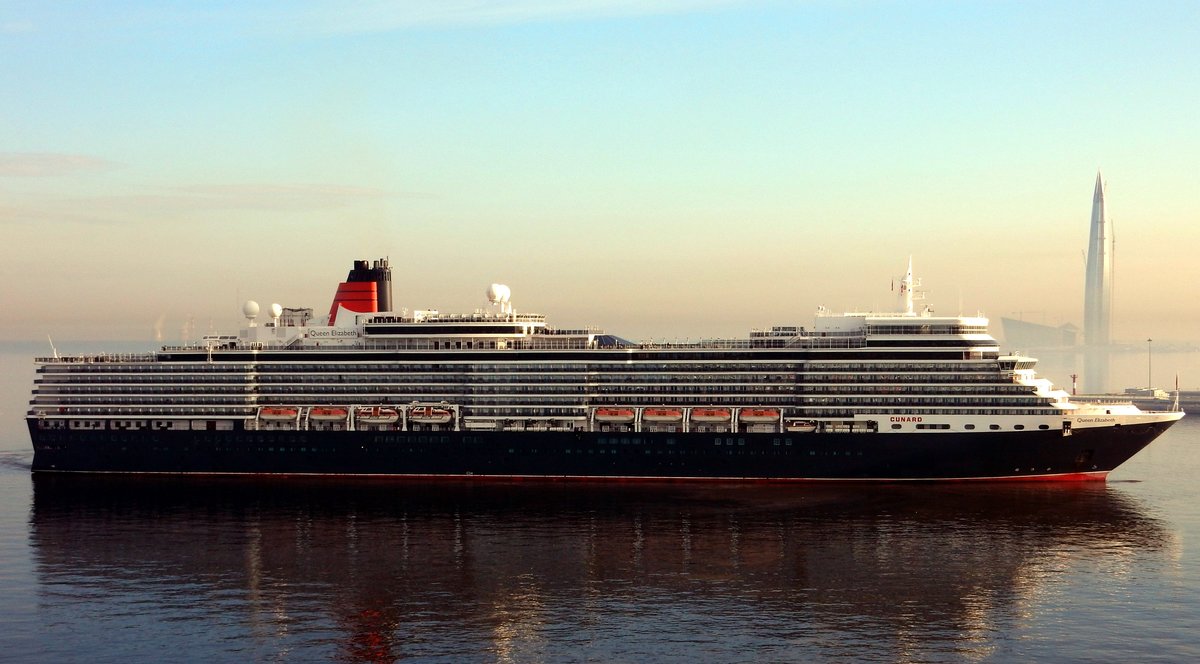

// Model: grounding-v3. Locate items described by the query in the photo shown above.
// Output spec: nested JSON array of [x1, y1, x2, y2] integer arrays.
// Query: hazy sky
[[2, 0, 1198, 344]]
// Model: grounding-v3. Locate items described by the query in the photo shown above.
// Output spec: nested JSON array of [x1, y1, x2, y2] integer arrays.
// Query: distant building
[[1083, 172, 1113, 393], [999, 318, 1079, 350]]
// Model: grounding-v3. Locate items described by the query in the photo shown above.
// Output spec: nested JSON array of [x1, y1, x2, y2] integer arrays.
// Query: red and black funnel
[[328, 258, 392, 324]]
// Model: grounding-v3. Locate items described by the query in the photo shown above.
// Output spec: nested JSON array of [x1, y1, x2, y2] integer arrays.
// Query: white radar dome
[[242, 300, 260, 320], [270, 303, 283, 319]]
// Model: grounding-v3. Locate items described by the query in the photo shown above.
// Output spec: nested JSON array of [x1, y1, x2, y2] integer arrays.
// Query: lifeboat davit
[[595, 407, 636, 423], [259, 407, 299, 421], [739, 408, 780, 423], [356, 406, 400, 425], [642, 407, 684, 422], [690, 408, 732, 422], [410, 405, 453, 424], [310, 407, 349, 421]]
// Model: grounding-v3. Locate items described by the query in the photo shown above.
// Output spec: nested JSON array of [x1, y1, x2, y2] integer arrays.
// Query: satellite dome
[[496, 284, 511, 303], [270, 303, 283, 319], [487, 284, 502, 303], [242, 300, 260, 320]]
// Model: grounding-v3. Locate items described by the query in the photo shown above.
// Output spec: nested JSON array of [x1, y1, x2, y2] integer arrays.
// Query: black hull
[[28, 420, 1177, 481]]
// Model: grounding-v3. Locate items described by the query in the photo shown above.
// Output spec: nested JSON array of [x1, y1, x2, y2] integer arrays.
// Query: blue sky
[[1, 0, 1198, 343]]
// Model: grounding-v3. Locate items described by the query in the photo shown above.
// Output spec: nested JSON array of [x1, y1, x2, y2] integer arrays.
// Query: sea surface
[[1, 348, 1199, 662]]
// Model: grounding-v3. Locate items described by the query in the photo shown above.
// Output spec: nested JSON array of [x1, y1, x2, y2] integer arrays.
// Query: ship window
[[1039, 424, 1050, 430], [1014, 425, 1025, 430], [891, 424, 901, 429], [989, 424, 1000, 430], [964, 424, 975, 430]]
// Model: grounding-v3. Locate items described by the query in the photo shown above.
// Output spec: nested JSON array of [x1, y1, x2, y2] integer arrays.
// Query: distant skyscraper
[[1083, 171, 1112, 393]]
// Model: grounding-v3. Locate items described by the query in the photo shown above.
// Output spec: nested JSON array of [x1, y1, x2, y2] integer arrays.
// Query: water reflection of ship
[[30, 476, 1172, 661]]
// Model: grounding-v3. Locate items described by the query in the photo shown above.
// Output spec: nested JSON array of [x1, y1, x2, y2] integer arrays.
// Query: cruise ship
[[27, 258, 1183, 481]]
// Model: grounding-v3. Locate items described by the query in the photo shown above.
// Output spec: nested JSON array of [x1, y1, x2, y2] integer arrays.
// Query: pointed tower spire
[[1083, 171, 1113, 392]]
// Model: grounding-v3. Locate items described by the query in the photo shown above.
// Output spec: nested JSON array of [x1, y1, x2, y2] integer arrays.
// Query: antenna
[[47, 334, 59, 359]]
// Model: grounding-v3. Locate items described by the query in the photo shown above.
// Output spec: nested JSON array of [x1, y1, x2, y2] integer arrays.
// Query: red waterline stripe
[[31, 470, 1112, 483]]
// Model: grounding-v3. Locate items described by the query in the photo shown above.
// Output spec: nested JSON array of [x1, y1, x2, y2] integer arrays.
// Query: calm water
[[1, 350, 1198, 662]]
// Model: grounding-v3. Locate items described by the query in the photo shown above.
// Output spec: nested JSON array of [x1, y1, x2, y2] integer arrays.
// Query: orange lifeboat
[[356, 406, 400, 425], [690, 408, 732, 422], [739, 408, 780, 423], [310, 406, 349, 421], [595, 407, 636, 423], [259, 407, 299, 421], [410, 405, 453, 424], [642, 407, 684, 423]]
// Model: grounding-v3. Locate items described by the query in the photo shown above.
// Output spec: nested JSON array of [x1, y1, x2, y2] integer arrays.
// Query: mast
[[896, 256, 924, 316], [898, 256, 914, 315]]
